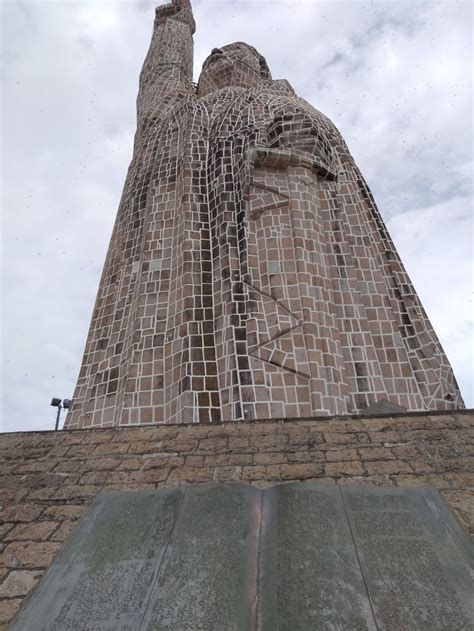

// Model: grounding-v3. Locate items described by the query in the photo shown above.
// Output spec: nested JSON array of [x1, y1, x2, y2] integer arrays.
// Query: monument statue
[[65, 0, 463, 428]]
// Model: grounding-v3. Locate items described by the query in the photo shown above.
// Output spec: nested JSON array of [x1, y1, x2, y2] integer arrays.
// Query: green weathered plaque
[[341, 486, 474, 630], [258, 484, 377, 630], [10, 484, 474, 630]]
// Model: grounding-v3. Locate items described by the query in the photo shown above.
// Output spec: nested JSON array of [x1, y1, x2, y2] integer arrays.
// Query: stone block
[[52, 459, 85, 473], [324, 432, 354, 445], [12, 460, 52, 474], [127, 468, 170, 484], [212, 466, 242, 482], [364, 460, 413, 476], [228, 436, 250, 449], [0, 504, 44, 524], [116, 457, 143, 471], [92, 443, 129, 456], [358, 446, 395, 461], [2, 542, 62, 569], [0, 570, 43, 598], [41, 505, 86, 521], [204, 453, 230, 466], [79, 471, 115, 486], [143, 455, 184, 469], [184, 455, 205, 467], [287, 450, 319, 464], [50, 521, 77, 542], [166, 467, 212, 484], [326, 448, 359, 462], [196, 438, 228, 453], [253, 452, 288, 466], [79, 457, 124, 472], [228, 453, 253, 465], [279, 462, 324, 480], [0, 524, 13, 540], [241, 465, 281, 482], [325, 461, 365, 477], [0, 597, 22, 625], [5, 522, 58, 542]]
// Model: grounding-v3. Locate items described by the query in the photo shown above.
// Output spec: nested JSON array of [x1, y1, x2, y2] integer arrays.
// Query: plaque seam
[[339, 486, 380, 631], [136, 487, 187, 630]]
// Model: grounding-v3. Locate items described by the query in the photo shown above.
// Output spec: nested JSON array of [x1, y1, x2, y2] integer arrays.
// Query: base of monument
[[9, 483, 474, 629]]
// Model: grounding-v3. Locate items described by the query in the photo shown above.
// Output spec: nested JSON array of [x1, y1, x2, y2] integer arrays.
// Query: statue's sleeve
[[137, 0, 195, 131]]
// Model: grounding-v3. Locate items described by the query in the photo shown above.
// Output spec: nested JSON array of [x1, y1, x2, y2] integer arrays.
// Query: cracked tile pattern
[[65, 0, 463, 428]]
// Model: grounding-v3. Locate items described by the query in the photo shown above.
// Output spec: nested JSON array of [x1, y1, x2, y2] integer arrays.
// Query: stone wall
[[1, 409, 473, 628]]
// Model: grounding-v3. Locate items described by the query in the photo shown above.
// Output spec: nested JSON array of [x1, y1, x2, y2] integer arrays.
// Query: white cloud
[[387, 197, 473, 405], [1, 0, 472, 432]]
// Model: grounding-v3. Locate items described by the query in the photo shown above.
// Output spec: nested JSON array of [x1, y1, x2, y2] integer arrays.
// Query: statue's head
[[198, 42, 272, 96]]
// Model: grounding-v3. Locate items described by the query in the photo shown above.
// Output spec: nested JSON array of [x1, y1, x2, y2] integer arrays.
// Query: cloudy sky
[[1, 0, 472, 433]]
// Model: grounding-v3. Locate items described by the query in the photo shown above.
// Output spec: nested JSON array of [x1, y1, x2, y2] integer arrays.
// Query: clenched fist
[[155, 0, 196, 34]]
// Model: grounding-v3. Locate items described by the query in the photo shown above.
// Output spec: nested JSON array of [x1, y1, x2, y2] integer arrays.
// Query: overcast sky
[[1, 0, 472, 433]]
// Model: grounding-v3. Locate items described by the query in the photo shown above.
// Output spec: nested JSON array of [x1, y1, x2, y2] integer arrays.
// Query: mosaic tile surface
[[66, 0, 463, 428]]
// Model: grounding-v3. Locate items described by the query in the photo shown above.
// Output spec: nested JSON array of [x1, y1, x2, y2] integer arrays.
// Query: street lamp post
[[50, 398, 72, 431]]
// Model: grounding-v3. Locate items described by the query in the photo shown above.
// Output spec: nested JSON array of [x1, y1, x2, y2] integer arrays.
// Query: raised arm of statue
[[137, 0, 195, 130], [154, 0, 195, 34]]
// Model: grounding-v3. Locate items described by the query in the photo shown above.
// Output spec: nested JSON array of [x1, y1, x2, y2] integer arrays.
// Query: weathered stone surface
[[365, 459, 414, 475], [325, 460, 365, 476], [212, 465, 242, 482], [40, 505, 86, 521], [50, 521, 76, 542], [0, 571, 42, 598], [324, 432, 355, 445], [4, 521, 58, 542], [0, 524, 13, 540], [0, 504, 43, 524], [1, 542, 62, 569], [326, 448, 359, 461], [358, 446, 395, 461], [9, 484, 474, 630], [0, 598, 22, 626], [91, 443, 129, 456], [280, 462, 324, 479]]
